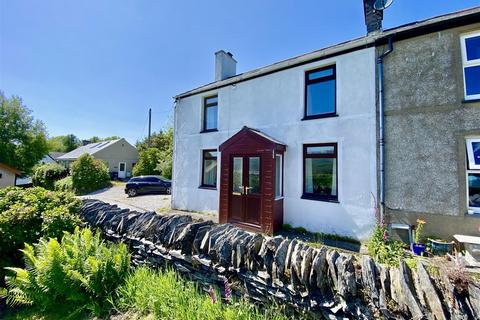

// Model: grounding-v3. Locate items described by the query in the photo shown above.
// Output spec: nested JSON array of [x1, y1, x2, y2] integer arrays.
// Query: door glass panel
[[232, 157, 243, 194], [120, 163, 125, 171], [248, 157, 260, 194]]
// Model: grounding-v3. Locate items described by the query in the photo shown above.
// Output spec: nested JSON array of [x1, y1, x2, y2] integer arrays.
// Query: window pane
[[275, 155, 282, 197], [306, 79, 335, 116], [473, 142, 480, 166], [203, 158, 217, 186], [204, 150, 217, 158], [308, 68, 334, 81], [205, 105, 218, 130], [205, 96, 218, 105], [466, 36, 480, 61], [468, 173, 480, 208], [465, 66, 480, 96], [232, 157, 243, 193], [307, 146, 335, 155], [248, 157, 260, 194], [305, 158, 337, 197]]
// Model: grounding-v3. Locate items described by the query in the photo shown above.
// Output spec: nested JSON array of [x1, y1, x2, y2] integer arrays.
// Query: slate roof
[[49, 152, 66, 160], [57, 139, 122, 160]]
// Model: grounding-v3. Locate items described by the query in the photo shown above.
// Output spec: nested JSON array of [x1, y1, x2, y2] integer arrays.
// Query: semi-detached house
[[172, 2, 480, 240]]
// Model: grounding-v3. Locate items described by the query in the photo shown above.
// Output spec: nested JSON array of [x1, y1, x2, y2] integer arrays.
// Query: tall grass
[[116, 267, 293, 320]]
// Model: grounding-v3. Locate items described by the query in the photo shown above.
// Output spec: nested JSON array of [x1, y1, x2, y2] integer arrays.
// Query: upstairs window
[[201, 149, 217, 188], [466, 138, 480, 213], [461, 32, 480, 100], [203, 96, 218, 132], [304, 65, 336, 119], [303, 143, 338, 202]]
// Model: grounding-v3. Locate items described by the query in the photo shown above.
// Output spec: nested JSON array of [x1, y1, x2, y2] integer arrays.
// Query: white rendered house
[[172, 41, 377, 240]]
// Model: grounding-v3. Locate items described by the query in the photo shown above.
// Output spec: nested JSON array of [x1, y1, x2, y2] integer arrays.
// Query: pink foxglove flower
[[383, 230, 388, 241], [208, 286, 216, 304], [223, 277, 231, 304]]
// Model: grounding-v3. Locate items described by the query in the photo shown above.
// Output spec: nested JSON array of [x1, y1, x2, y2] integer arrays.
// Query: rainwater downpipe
[[378, 37, 393, 223]]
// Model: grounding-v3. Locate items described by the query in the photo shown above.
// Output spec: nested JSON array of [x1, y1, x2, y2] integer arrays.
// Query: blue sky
[[1, 0, 479, 144]]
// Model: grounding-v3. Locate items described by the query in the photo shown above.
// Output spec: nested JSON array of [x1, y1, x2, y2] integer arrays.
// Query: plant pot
[[428, 239, 454, 256], [411, 243, 426, 256]]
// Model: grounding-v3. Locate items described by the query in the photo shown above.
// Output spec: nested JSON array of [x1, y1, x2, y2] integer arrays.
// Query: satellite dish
[[373, 0, 393, 10]]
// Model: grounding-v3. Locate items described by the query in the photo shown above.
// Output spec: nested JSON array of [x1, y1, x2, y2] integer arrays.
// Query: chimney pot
[[215, 50, 237, 81]]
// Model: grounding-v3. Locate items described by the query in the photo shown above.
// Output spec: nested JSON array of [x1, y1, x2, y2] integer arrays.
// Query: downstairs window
[[467, 138, 480, 213]]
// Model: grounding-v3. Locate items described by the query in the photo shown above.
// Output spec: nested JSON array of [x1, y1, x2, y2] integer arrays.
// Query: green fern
[[3, 227, 131, 317]]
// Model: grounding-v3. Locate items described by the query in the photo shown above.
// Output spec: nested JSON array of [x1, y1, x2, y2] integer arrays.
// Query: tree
[[0, 92, 49, 174], [87, 136, 120, 143], [47, 134, 81, 152], [71, 153, 110, 194], [132, 148, 162, 177], [135, 127, 173, 178]]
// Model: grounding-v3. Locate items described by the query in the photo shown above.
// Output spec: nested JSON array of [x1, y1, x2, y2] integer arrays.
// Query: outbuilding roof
[[57, 139, 122, 160], [174, 6, 480, 100], [0, 163, 21, 175]]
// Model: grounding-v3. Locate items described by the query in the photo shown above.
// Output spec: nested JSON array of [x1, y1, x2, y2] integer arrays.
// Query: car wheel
[[127, 188, 137, 197], [166, 187, 171, 195]]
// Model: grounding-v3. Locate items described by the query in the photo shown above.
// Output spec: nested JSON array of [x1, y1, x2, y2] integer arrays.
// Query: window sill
[[301, 194, 339, 203], [462, 98, 480, 104], [199, 185, 217, 190], [467, 209, 480, 216], [275, 196, 284, 201], [200, 129, 218, 133], [302, 113, 338, 121]]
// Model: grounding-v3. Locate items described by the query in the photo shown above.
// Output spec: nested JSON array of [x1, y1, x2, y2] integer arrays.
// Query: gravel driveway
[[79, 183, 171, 213], [79, 183, 217, 222]]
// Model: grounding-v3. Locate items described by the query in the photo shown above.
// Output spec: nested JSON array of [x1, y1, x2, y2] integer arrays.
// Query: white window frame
[[275, 154, 283, 200], [466, 138, 480, 214], [460, 31, 480, 100], [466, 138, 480, 170]]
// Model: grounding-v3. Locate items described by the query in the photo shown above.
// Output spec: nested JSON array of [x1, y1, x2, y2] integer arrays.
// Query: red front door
[[229, 155, 261, 226]]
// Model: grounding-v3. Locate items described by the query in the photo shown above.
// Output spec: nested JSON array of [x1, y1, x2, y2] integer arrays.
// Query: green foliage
[[0, 187, 81, 284], [0, 91, 49, 174], [32, 163, 68, 190], [47, 134, 81, 152], [366, 223, 406, 266], [135, 127, 173, 179], [71, 154, 110, 194], [413, 219, 426, 244], [132, 148, 162, 177], [116, 267, 291, 320], [282, 224, 293, 231], [3, 227, 131, 317], [54, 176, 73, 192], [87, 135, 120, 143]]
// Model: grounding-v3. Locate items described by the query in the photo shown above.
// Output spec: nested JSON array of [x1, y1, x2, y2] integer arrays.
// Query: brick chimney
[[215, 50, 237, 81], [363, 0, 384, 34]]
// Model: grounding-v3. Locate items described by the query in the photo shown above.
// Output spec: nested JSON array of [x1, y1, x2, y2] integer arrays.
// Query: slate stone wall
[[79, 199, 480, 319]]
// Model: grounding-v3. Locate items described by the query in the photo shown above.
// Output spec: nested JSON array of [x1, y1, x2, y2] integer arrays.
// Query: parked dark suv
[[125, 176, 171, 197]]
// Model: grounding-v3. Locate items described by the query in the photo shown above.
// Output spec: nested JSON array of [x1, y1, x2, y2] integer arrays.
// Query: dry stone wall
[[79, 199, 479, 319]]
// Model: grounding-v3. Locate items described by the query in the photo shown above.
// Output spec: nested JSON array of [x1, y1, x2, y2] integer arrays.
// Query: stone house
[[172, 2, 480, 240], [58, 138, 139, 179], [379, 8, 480, 239]]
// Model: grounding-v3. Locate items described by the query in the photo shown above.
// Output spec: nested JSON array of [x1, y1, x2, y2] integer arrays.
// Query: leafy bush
[[3, 227, 131, 317], [71, 153, 110, 194], [366, 223, 406, 266], [116, 267, 290, 320], [132, 147, 162, 177], [54, 176, 73, 192], [32, 163, 68, 190], [0, 187, 81, 284]]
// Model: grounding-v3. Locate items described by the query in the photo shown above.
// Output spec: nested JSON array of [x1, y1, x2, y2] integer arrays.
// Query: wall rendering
[[173, 47, 377, 240], [383, 23, 480, 238]]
